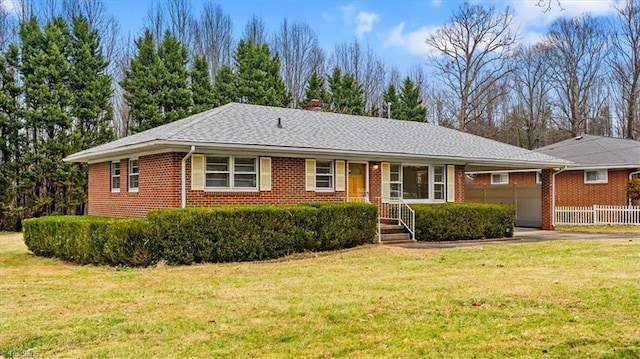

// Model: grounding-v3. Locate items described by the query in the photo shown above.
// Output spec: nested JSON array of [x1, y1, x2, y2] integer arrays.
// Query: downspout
[[551, 166, 568, 228], [629, 170, 640, 206], [181, 146, 196, 208]]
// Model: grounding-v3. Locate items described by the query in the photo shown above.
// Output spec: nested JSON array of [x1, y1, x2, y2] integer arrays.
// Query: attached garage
[[466, 171, 542, 228]]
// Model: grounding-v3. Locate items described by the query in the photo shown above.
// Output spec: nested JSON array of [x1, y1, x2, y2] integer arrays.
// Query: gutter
[[551, 166, 569, 227], [181, 146, 196, 208]]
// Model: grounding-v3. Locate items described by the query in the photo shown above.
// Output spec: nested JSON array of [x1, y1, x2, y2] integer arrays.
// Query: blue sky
[[4, 0, 621, 72]]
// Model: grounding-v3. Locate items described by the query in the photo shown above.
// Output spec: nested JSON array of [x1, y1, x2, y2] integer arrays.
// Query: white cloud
[[382, 22, 439, 57], [431, 0, 443, 7], [340, 4, 357, 23], [504, 0, 617, 45], [1, 0, 19, 13], [356, 11, 380, 38]]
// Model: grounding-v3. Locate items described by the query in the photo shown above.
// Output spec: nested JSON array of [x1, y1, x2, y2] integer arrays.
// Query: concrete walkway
[[391, 227, 639, 249]]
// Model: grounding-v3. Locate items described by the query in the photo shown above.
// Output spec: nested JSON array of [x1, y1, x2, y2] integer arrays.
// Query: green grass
[[2, 232, 640, 358], [556, 225, 640, 234]]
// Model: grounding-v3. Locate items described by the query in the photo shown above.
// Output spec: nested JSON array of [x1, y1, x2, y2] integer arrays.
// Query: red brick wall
[[555, 169, 631, 206], [541, 168, 554, 230], [186, 156, 346, 206], [88, 153, 181, 217], [472, 172, 538, 185], [88, 154, 472, 217]]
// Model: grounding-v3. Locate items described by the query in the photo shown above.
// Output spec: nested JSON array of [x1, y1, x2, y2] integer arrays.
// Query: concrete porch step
[[379, 223, 406, 234], [378, 232, 413, 244]]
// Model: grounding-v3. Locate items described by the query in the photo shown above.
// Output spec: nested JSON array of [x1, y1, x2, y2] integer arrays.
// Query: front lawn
[[1, 232, 639, 358]]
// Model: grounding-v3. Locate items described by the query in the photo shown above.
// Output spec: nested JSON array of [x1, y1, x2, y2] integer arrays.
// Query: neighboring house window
[[389, 164, 446, 201], [111, 161, 120, 192], [584, 169, 607, 184], [205, 156, 257, 190], [316, 160, 334, 190], [390, 164, 402, 198], [491, 173, 509, 185], [433, 166, 445, 200], [536, 172, 542, 184], [128, 159, 139, 191]]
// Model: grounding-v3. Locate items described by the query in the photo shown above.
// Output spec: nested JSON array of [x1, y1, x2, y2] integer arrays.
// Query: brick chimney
[[306, 99, 323, 111]]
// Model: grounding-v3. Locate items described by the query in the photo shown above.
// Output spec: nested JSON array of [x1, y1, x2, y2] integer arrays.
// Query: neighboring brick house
[[468, 135, 640, 227], [65, 103, 569, 229]]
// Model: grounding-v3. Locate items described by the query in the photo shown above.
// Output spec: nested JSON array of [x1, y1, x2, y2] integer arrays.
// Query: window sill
[[203, 188, 259, 193], [129, 188, 139, 193], [584, 181, 608, 184], [111, 189, 120, 193]]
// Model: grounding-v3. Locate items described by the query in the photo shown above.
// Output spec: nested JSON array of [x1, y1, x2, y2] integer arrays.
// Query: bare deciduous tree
[[611, 0, 640, 139], [243, 14, 266, 44], [331, 39, 386, 112], [510, 44, 553, 149], [167, 0, 192, 46], [543, 15, 607, 137], [271, 19, 324, 108], [426, 3, 517, 132], [192, 2, 233, 80]]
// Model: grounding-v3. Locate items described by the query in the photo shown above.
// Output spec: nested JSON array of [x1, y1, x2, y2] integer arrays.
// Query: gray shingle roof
[[535, 134, 640, 168], [66, 103, 570, 167]]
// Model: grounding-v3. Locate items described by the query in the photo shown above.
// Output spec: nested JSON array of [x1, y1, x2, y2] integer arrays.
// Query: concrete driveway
[[392, 227, 639, 249]]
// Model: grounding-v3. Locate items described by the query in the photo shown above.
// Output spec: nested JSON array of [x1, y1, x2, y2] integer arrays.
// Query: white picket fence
[[555, 205, 640, 225]]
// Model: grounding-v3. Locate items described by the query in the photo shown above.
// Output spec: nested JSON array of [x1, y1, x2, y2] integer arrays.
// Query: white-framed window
[[536, 172, 542, 184], [433, 166, 445, 200], [128, 159, 139, 192], [388, 164, 446, 202], [390, 164, 402, 198], [491, 173, 509, 185], [205, 156, 257, 190], [111, 161, 120, 192], [316, 160, 334, 190], [584, 169, 607, 184]]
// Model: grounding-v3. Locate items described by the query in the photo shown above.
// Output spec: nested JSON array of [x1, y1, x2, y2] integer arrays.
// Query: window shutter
[[335, 160, 345, 191], [305, 159, 316, 191], [447, 165, 456, 202], [381, 162, 390, 199], [259, 157, 272, 191], [191, 154, 204, 190]]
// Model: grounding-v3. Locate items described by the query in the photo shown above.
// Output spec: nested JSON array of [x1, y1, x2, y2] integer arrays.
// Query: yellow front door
[[348, 163, 366, 200]]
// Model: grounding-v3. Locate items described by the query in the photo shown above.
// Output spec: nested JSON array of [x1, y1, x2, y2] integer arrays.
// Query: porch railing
[[375, 197, 416, 241], [555, 205, 640, 225]]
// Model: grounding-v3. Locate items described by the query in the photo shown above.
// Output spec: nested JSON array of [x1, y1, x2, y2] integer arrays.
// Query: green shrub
[[412, 203, 515, 241], [23, 216, 153, 266], [24, 202, 379, 266], [147, 205, 318, 264], [305, 202, 378, 250]]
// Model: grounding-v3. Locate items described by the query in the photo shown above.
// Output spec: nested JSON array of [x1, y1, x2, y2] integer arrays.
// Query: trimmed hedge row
[[23, 202, 378, 266], [23, 216, 153, 266], [412, 203, 515, 241]]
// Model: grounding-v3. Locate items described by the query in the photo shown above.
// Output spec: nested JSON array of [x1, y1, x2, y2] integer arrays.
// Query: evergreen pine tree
[[398, 77, 426, 122], [68, 15, 114, 213], [191, 55, 216, 113], [382, 83, 401, 119], [235, 40, 290, 107], [121, 30, 163, 132], [0, 46, 22, 223], [20, 17, 74, 215], [302, 71, 329, 109], [327, 67, 365, 115], [158, 31, 192, 123], [213, 64, 237, 106]]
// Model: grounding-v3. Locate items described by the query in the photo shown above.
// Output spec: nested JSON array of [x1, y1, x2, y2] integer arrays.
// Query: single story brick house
[[65, 103, 570, 229], [468, 135, 640, 226]]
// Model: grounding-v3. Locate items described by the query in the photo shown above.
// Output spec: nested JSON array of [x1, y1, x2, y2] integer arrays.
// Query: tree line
[[1, 0, 640, 229]]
